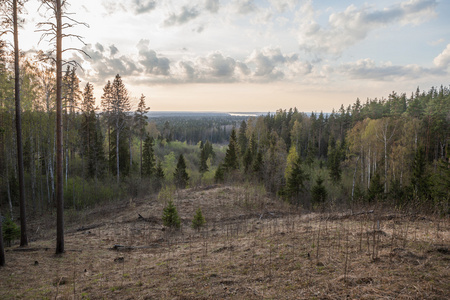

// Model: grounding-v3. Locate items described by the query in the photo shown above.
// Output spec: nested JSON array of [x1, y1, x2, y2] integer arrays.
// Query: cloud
[[95, 43, 104, 53], [341, 58, 442, 80], [269, 0, 298, 13], [234, 0, 258, 15], [101, 0, 156, 15], [133, 0, 156, 14], [79, 44, 141, 83], [298, 0, 438, 56], [109, 45, 119, 56], [77, 43, 312, 85], [163, 6, 200, 27], [433, 44, 450, 69], [205, 0, 220, 13], [137, 40, 171, 76], [246, 47, 300, 80]]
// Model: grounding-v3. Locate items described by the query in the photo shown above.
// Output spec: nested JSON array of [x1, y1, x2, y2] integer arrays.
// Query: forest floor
[[1, 185, 449, 299]]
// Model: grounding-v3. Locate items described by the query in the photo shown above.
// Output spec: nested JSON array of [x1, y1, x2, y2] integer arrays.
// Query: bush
[[2, 217, 20, 247], [191, 208, 206, 231], [162, 200, 181, 229]]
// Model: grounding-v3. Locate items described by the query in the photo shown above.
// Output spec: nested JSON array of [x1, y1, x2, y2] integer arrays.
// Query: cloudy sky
[[18, 0, 450, 112]]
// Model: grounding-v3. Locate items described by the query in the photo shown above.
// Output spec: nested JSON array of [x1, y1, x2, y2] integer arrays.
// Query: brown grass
[[1, 185, 449, 299]]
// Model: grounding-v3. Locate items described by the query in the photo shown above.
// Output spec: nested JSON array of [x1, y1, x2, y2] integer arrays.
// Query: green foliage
[[286, 155, 309, 204], [411, 148, 431, 200], [174, 154, 189, 189], [2, 217, 20, 247], [214, 164, 225, 183], [63, 176, 116, 209], [367, 172, 384, 202], [162, 200, 181, 229], [311, 176, 327, 204], [142, 135, 156, 177], [224, 128, 239, 171], [191, 208, 206, 231]]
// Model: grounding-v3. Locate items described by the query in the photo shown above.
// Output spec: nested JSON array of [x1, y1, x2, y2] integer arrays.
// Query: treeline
[[214, 87, 449, 212], [149, 115, 248, 145]]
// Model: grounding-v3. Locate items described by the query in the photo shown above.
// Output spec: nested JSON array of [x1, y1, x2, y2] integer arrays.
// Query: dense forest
[[1, 35, 449, 221]]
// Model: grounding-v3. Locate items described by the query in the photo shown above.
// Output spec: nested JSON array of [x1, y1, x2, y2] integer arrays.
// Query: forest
[[1, 47, 449, 218], [0, 1, 449, 297]]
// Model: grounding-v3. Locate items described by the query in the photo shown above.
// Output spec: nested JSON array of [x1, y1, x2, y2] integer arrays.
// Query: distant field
[[1, 186, 449, 299]]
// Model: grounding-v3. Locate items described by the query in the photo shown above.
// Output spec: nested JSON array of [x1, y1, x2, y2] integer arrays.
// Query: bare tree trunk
[[55, 0, 64, 254], [116, 121, 120, 185], [352, 156, 360, 202], [13, 0, 28, 247], [0, 214, 5, 266]]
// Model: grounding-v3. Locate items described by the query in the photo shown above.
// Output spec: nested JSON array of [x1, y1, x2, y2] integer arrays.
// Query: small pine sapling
[[191, 208, 206, 231], [162, 200, 181, 229], [2, 217, 20, 247]]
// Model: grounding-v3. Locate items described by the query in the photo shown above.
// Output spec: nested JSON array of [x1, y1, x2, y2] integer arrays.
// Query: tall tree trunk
[[13, 0, 28, 247], [55, 0, 64, 254], [116, 122, 120, 185], [0, 214, 5, 266], [352, 156, 360, 202]]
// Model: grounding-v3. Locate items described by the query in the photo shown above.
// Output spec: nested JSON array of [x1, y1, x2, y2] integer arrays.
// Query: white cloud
[[433, 44, 450, 69], [205, 0, 220, 13], [137, 40, 171, 76], [341, 58, 442, 80], [234, 0, 258, 15], [297, 0, 438, 56], [163, 6, 201, 27], [269, 0, 298, 13]]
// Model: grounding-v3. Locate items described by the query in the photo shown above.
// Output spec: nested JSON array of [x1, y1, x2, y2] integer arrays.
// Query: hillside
[[1, 185, 449, 299]]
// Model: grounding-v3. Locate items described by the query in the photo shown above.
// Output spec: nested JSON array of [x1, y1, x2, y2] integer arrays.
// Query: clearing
[[1, 185, 449, 299]]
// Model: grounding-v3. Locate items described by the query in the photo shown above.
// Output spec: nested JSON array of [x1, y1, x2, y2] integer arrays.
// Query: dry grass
[[1, 185, 449, 299]]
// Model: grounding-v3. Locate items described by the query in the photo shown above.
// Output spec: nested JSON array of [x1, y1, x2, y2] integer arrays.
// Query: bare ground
[[1, 185, 449, 299]]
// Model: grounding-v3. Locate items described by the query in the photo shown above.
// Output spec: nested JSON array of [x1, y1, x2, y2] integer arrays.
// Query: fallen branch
[[110, 244, 161, 251], [76, 223, 104, 232]]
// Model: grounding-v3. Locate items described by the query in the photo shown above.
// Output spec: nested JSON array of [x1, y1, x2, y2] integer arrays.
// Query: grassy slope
[[1, 185, 449, 299]]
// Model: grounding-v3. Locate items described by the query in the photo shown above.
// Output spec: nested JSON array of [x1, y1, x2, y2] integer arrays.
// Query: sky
[[14, 0, 450, 112]]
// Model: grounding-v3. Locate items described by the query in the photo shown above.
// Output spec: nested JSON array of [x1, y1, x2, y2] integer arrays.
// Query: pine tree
[[110, 74, 131, 184], [174, 154, 189, 189], [135, 94, 150, 177], [162, 200, 181, 229], [191, 208, 206, 231]]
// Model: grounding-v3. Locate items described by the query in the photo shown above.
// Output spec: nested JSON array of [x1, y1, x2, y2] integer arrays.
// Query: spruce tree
[[224, 128, 239, 171], [142, 135, 156, 177], [154, 161, 165, 191], [162, 200, 181, 229], [191, 208, 206, 231], [174, 154, 189, 189], [286, 155, 309, 205], [311, 176, 327, 204], [199, 143, 208, 174]]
